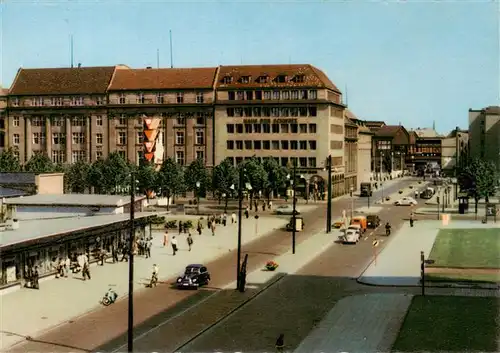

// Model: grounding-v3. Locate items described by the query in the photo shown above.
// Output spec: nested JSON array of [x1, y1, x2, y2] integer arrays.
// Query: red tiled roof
[[108, 67, 218, 90], [9, 66, 117, 95], [375, 125, 402, 137], [216, 64, 340, 92]]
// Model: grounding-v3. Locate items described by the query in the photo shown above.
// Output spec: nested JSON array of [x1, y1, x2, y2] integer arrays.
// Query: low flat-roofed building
[[4, 194, 146, 220], [0, 212, 158, 291], [0, 172, 64, 195]]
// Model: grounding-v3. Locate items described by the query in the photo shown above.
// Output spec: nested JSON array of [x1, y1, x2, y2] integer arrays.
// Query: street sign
[[372, 240, 379, 247]]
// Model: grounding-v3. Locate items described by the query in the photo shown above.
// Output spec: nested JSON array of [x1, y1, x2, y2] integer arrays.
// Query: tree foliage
[[102, 152, 130, 194], [184, 158, 210, 196], [0, 148, 22, 172], [66, 160, 90, 193], [212, 158, 238, 210], [262, 157, 288, 200], [87, 159, 107, 193], [158, 157, 185, 200], [24, 152, 55, 173], [459, 158, 499, 201], [240, 157, 268, 196], [136, 160, 157, 198]]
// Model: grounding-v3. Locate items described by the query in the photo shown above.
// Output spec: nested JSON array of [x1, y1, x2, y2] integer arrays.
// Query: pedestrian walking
[[77, 253, 84, 273], [163, 230, 169, 247], [222, 213, 227, 226], [275, 334, 284, 353], [268, 200, 273, 210], [211, 221, 216, 236], [112, 246, 119, 263], [171, 235, 178, 256], [32, 266, 40, 289], [244, 207, 249, 219], [120, 246, 129, 262], [146, 238, 152, 258], [197, 220, 203, 235], [82, 262, 91, 280], [178, 221, 183, 234], [64, 256, 70, 277], [231, 213, 236, 224], [187, 233, 193, 251]]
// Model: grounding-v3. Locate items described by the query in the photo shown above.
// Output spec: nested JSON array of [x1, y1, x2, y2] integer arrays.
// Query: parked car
[[275, 205, 300, 215], [394, 197, 418, 206], [366, 214, 381, 229], [332, 220, 345, 229], [176, 264, 211, 289]]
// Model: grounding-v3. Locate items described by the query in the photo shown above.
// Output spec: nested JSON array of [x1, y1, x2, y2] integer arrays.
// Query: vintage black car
[[176, 264, 211, 289], [366, 214, 380, 229]]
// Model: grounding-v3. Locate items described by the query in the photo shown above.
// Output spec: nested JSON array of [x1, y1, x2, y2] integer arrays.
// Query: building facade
[[371, 125, 409, 180], [469, 106, 500, 170], [7, 66, 122, 164], [107, 67, 217, 166], [348, 114, 373, 189], [344, 115, 358, 192], [213, 64, 347, 195], [0, 87, 7, 152]]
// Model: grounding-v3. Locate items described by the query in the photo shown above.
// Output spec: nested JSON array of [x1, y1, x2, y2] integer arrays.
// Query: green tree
[[87, 159, 106, 194], [158, 158, 185, 209], [0, 148, 22, 172], [263, 157, 288, 201], [185, 158, 211, 197], [103, 152, 130, 194], [459, 158, 499, 214], [66, 160, 90, 193], [212, 158, 238, 212], [136, 159, 157, 199], [241, 157, 268, 209], [24, 152, 55, 173]]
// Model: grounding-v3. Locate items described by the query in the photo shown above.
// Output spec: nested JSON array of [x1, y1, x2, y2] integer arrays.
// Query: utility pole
[[292, 162, 297, 254], [236, 167, 244, 290], [127, 173, 136, 352], [326, 155, 332, 233]]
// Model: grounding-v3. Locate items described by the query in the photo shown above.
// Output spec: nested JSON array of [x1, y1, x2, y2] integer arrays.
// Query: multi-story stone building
[[469, 106, 500, 170], [106, 67, 217, 166], [213, 64, 347, 196], [371, 125, 409, 180], [347, 111, 373, 189], [344, 114, 358, 192], [0, 87, 7, 152], [7, 66, 121, 164]]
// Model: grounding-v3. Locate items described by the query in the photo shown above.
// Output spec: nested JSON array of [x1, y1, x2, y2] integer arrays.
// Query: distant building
[[407, 127, 443, 172], [345, 111, 373, 190], [371, 125, 409, 179], [441, 127, 469, 176], [0, 86, 8, 152], [469, 106, 500, 170]]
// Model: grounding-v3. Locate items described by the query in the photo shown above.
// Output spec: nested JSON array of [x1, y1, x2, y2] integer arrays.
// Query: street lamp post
[[195, 181, 201, 214], [127, 173, 138, 353], [232, 168, 251, 291], [350, 186, 354, 219], [437, 186, 441, 220], [326, 155, 332, 233], [287, 164, 297, 254]]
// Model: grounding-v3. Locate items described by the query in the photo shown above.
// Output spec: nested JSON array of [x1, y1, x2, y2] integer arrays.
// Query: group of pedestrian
[[75, 253, 91, 280], [25, 265, 40, 289], [137, 237, 153, 258], [53, 257, 71, 278]]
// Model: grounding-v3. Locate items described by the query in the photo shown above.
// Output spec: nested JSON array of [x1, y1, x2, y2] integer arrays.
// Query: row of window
[[10, 96, 105, 108], [117, 92, 205, 105], [227, 89, 317, 101], [175, 131, 205, 145], [227, 106, 317, 118], [226, 140, 317, 151], [11, 114, 207, 128], [173, 150, 205, 166], [14, 131, 147, 146], [226, 156, 317, 168], [227, 123, 317, 134]]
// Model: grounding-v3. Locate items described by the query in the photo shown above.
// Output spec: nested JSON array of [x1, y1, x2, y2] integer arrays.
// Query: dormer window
[[223, 76, 233, 84], [257, 75, 268, 83], [276, 75, 288, 83], [295, 75, 305, 83], [240, 76, 251, 84]]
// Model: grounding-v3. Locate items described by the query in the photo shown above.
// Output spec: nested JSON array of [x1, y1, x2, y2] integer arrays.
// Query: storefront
[[0, 213, 154, 289]]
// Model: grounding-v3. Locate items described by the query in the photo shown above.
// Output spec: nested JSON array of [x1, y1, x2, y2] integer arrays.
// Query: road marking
[[363, 237, 368, 241], [372, 240, 379, 247]]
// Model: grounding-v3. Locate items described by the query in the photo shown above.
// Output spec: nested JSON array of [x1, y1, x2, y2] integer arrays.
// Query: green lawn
[[392, 296, 499, 352], [428, 229, 500, 268], [426, 273, 500, 284]]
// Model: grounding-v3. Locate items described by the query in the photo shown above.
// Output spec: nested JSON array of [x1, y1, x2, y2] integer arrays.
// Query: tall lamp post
[[231, 169, 252, 290], [195, 181, 201, 214], [127, 173, 138, 353], [326, 155, 332, 233], [437, 186, 441, 220]]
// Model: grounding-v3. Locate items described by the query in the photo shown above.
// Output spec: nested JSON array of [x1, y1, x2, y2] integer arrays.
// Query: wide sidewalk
[[358, 219, 500, 286], [0, 214, 290, 351]]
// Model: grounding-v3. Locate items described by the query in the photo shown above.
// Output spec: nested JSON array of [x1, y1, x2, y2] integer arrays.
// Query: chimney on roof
[[78, 63, 81, 68]]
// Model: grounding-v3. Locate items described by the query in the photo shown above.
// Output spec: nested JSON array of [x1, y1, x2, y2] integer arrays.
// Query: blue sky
[[1, 0, 499, 133]]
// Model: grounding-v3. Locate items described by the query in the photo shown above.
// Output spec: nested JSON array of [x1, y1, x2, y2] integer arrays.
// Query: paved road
[[5, 178, 416, 353]]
